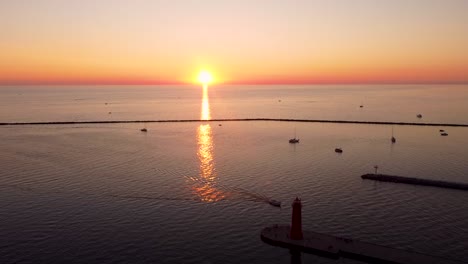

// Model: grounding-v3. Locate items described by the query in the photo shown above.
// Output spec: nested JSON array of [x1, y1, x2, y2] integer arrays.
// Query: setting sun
[[197, 70, 213, 85]]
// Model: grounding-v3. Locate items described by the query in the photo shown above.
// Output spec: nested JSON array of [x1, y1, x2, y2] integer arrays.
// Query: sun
[[197, 70, 213, 85]]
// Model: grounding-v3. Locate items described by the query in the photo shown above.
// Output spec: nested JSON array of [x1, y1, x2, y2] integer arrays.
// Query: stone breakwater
[[361, 174, 468, 191], [2, 118, 468, 126], [261, 225, 466, 264]]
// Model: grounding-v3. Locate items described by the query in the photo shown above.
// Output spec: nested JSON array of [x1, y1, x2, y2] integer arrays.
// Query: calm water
[[1, 85, 468, 263], [1, 84, 468, 124]]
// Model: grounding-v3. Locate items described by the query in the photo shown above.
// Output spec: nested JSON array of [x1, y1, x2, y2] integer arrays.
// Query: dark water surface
[[1, 85, 467, 263]]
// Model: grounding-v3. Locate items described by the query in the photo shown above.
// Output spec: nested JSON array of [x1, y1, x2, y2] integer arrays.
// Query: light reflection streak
[[201, 84, 211, 120], [193, 84, 225, 202]]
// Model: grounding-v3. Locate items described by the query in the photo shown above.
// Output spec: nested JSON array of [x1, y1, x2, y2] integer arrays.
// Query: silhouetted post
[[290, 197, 303, 240], [374, 165, 379, 174], [290, 249, 302, 264]]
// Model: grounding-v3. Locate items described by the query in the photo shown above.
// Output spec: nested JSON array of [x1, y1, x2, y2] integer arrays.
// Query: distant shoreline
[[1, 118, 468, 127]]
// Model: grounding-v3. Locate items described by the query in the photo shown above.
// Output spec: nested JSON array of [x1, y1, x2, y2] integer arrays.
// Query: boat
[[440, 129, 445, 132], [391, 126, 396, 143], [417, 114, 422, 118], [268, 199, 281, 207], [335, 148, 343, 153], [289, 128, 299, 143], [441, 132, 448, 136], [359, 104, 363, 108], [289, 138, 299, 143], [140, 123, 148, 132]]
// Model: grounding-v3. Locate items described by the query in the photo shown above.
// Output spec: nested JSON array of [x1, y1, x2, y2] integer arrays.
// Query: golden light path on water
[[194, 84, 225, 202], [201, 84, 211, 121]]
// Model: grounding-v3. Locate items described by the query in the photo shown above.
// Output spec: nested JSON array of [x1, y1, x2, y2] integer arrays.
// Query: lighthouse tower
[[290, 197, 303, 240]]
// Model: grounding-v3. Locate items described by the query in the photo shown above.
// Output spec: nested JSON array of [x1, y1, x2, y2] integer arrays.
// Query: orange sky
[[1, 0, 467, 85]]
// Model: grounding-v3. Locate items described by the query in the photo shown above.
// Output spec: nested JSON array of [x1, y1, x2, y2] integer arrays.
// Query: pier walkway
[[261, 225, 465, 264], [362, 174, 468, 191]]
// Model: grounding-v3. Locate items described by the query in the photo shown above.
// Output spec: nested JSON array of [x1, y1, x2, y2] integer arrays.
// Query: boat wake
[[185, 176, 280, 206], [108, 194, 198, 202], [2, 180, 281, 207]]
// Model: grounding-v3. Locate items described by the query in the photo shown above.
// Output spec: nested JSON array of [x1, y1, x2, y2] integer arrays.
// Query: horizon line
[[1, 81, 467, 86]]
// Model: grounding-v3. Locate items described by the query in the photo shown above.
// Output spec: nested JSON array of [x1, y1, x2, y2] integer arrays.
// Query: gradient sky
[[1, 0, 467, 85]]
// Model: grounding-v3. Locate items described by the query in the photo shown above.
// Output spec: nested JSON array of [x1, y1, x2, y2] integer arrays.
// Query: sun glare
[[197, 70, 213, 85]]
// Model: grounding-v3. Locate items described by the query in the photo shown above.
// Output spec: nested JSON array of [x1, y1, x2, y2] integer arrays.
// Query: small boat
[[440, 129, 445, 132], [289, 138, 299, 143], [391, 126, 396, 143], [140, 123, 148, 132], [289, 128, 299, 143], [359, 105, 363, 108], [441, 132, 448, 136], [417, 114, 422, 118], [268, 199, 281, 207], [335, 148, 343, 153]]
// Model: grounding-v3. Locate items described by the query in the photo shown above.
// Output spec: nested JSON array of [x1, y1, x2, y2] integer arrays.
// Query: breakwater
[[1, 118, 468, 127], [261, 225, 465, 264], [262, 198, 467, 264], [362, 174, 468, 191]]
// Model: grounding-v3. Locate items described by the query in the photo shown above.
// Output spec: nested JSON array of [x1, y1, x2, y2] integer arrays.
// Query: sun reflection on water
[[193, 84, 225, 202], [201, 84, 211, 120]]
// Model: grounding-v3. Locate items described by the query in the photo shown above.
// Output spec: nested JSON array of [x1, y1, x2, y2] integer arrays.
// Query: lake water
[[1, 85, 467, 263]]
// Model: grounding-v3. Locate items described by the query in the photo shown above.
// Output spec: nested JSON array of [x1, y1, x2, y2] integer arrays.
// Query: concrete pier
[[261, 225, 465, 264], [362, 174, 468, 191], [261, 198, 466, 264]]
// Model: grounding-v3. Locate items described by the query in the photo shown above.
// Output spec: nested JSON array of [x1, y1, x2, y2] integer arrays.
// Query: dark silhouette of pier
[[261, 226, 466, 264], [1, 118, 468, 127], [261, 198, 467, 264], [361, 174, 468, 191]]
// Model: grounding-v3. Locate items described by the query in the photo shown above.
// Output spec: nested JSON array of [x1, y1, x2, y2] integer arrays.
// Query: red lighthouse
[[290, 197, 303, 240]]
